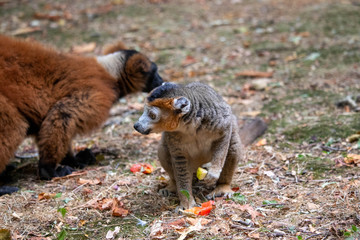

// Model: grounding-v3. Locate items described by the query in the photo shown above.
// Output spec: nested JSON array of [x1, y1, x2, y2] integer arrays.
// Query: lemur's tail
[[238, 117, 268, 146]]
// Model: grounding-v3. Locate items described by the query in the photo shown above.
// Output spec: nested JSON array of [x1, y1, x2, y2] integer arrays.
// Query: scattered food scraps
[[130, 163, 154, 174], [184, 200, 215, 216], [196, 167, 208, 180]]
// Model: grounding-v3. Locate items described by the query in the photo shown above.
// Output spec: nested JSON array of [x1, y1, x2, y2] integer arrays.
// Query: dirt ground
[[0, 0, 360, 239]]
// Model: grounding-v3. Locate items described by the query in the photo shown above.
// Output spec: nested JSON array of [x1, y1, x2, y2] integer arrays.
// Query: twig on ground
[[305, 233, 324, 240], [261, 203, 285, 208], [230, 224, 256, 231]]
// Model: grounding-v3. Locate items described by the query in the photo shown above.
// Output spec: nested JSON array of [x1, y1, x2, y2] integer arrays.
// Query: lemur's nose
[[133, 122, 141, 132]]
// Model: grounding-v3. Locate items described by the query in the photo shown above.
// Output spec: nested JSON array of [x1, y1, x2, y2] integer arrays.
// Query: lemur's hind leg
[[207, 119, 244, 199], [0, 94, 28, 195]]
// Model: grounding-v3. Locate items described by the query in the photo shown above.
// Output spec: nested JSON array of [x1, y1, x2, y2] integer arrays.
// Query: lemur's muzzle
[[133, 122, 151, 135]]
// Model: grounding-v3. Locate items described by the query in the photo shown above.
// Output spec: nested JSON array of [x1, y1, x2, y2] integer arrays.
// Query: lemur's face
[[134, 97, 190, 135]]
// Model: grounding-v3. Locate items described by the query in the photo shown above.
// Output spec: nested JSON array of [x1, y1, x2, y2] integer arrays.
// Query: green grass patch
[[262, 89, 338, 115], [60, 217, 151, 240], [315, 4, 360, 36], [250, 40, 291, 52], [293, 154, 333, 179], [275, 4, 360, 37], [0, 4, 35, 19], [299, 45, 360, 68], [155, 50, 173, 65], [283, 114, 360, 143], [117, 5, 150, 18]]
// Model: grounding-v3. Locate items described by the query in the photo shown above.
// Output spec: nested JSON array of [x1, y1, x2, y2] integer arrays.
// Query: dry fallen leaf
[[347, 134, 360, 143], [90, 198, 129, 217], [149, 221, 165, 238], [164, 218, 186, 230], [78, 220, 87, 227], [38, 192, 57, 201], [112, 205, 129, 217], [181, 55, 197, 67], [99, 198, 114, 211], [255, 138, 267, 146], [248, 232, 260, 239], [344, 153, 360, 165], [285, 53, 298, 62], [209, 221, 230, 235], [82, 4, 114, 16], [82, 188, 93, 195], [177, 219, 204, 240], [237, 204, 264, 221], [71, 42, 96, 54], [186, 217, 212, 226], [241, 111, 261, 117], [296, 31, 310, 37], [245, 167, 259, 174], [307, 202, 319, 211], [77, 178, 101, 185], [33, 12, 62, 21], [11, 27, 41, 36]]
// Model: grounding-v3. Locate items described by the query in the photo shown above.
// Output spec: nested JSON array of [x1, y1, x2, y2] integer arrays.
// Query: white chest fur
[[178, 129, 221, 171]]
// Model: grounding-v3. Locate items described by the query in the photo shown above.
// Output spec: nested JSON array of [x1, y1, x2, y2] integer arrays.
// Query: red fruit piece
[[130, 163, 154, 174]]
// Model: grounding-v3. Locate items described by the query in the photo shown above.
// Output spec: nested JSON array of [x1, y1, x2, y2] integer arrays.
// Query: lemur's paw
[[159, 188, 173, 197], [202, 171, 220, 188], [179, 199, 197, 211], [206, 184, 234, 199], [75, 148, 96, 166], [39, 165, 75, 180], [159, 180, 177, 197], [0, 186, 19, 196]]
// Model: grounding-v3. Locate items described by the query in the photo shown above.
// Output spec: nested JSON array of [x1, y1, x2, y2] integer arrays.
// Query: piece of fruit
[[184, 200, 215, 216], [130, 163, 142, 173], [130, 163, 154, 174], [142, 163, 154, 174], [196, 167, 208, 180]]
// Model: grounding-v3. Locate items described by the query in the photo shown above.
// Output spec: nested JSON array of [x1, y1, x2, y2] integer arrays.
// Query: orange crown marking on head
[[148, 98, 175, 110], [147, 98, 182, 131]]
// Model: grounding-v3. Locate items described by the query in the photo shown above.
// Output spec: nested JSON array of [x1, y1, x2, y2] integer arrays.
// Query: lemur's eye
[[148, 111, 156, 120]]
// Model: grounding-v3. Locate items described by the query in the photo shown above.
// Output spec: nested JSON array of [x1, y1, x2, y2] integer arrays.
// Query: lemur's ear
[[102, 41, 128, 55], [173, 97, 191, 114]]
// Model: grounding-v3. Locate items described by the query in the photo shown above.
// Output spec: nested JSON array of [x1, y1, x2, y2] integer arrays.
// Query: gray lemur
[[134, 82, 266, 209]]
